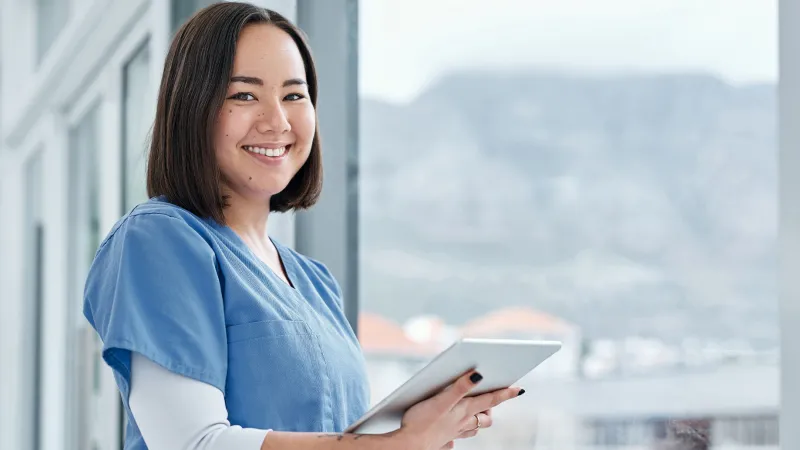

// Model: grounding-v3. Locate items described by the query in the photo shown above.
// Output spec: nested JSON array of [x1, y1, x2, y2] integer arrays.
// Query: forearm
[[131, 353, 416, 450], [130, 353, 269, 450], [261, 431, 410, 450]]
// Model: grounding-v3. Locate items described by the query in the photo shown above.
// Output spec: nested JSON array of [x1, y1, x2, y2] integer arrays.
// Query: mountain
[[358, 71, 778, 349]]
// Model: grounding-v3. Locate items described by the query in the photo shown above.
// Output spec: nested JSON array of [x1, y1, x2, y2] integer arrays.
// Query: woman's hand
[[456, 408, 492, 440], [395, 371, 523, 450], [436, 409, 493, 450]]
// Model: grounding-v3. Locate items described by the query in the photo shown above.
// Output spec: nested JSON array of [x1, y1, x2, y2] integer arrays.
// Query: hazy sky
[[359, 0, 778, 102]]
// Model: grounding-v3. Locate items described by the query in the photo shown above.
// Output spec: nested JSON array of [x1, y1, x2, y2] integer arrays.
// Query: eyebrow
[[283, 78, 307, 87], [230, 76, 307, 88]]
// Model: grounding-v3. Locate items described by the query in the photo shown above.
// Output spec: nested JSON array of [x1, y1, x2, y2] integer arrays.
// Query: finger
[[466, 387, 522, 415], [478, 412, 493, 429], [439, 441, 455, 449], [459, 412, 492, 435], [458, 430, 478, 439], [433, 370, 483, 412]]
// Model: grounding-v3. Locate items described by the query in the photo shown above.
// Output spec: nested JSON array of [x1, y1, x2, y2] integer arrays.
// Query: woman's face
[[214, 24, 315, 204]]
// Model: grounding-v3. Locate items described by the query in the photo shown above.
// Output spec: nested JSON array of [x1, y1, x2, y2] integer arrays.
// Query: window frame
[[295, 0, 361, 332], [65, 94, 103, 450], [779, 0, 800, 447], [22, 149, 45, 450]]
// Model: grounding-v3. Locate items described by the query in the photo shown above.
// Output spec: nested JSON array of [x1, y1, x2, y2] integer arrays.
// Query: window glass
[[122, 41, 153, 210], [171, 0, 219, 32], [358, 1, 778, 448], [36, 0, 69, 63]]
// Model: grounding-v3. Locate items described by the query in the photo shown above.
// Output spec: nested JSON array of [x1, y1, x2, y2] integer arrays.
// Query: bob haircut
[[146, 2, 322, 224]]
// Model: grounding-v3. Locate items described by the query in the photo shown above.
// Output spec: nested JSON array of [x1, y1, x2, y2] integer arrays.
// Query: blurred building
[[529, 362, 779, 450], [358, 309, 779, 450]]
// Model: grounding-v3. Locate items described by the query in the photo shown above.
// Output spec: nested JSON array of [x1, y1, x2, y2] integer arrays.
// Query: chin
[[225, 173, 294, 202], [252, 183, 291, 199]]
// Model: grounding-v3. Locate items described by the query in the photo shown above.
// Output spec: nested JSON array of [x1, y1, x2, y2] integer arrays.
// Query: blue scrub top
[[83, 197, 371, 449]]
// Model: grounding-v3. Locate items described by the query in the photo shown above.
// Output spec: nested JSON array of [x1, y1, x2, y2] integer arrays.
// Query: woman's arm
[[129, 352, 269, 449], [130, 352, 519, 450], [259, 431, 400, 450], [129, 353, 410, 450], [260, 372, 521, 450]]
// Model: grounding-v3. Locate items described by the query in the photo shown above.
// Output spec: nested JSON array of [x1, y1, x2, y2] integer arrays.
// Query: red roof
[[358, 312, 439, 357], [460, 307, 575, 337]]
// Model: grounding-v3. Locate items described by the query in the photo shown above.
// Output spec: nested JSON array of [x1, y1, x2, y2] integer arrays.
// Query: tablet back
[[346, 338, 561, 434]]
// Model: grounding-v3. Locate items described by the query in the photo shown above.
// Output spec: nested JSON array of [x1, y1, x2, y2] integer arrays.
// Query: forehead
[[232, 23, 306, 81]]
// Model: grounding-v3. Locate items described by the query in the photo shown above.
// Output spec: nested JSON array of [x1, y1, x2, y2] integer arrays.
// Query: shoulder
[[82, 199, 229, 395], [98, 197, 215, 254], [84, 197, 225, 329], [86, 197, 221, 299]]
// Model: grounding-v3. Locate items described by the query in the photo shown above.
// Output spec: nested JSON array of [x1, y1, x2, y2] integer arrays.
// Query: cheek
[[215, 110, 254, 172], [215, 109, 251, 151], [292, 107, 317, 146]]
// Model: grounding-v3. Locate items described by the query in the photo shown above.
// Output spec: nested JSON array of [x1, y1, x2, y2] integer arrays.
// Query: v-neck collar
[[270, 237, 299, 290], [209, 219, 298, 292]]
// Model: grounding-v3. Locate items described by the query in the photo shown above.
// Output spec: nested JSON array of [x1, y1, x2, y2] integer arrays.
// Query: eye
[[229, 92, 256, 101], [284, 93, 306, 101]]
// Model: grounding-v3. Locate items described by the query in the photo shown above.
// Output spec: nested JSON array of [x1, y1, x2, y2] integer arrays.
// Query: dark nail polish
[[470, 372, 483, 384], [517, 389, 526, 397]]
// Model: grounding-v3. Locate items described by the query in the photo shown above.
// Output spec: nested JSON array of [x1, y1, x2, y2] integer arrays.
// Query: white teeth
[[244, 146, 287, 157]]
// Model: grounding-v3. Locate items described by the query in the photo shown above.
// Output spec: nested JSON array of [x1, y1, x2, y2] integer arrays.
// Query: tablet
[[345, 338, 562, 435]]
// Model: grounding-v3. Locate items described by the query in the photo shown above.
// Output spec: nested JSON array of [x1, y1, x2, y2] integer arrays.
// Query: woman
[[83, 3, 523, 449]]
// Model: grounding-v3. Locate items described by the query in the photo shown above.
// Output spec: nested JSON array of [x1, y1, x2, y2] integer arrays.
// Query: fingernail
[[470, 372, 483, 384], [517, 389, 526, 397]]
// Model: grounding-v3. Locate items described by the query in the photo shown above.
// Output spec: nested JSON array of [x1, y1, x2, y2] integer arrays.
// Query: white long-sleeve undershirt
[[129, 352, 270, 450]]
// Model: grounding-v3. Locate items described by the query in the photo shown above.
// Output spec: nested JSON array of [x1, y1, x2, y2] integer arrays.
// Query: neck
[[222, 189, 271, 244]]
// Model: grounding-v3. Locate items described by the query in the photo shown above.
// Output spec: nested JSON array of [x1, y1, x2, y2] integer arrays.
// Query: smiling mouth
[[242, 145, 291, 158]]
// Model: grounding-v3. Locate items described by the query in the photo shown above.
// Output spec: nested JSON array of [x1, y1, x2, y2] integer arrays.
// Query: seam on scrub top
[[95, 210, 186, 254], [312, 330, 335, 432], [226, 332, 312, 344]]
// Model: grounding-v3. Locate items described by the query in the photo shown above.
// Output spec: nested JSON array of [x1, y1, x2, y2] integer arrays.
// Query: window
[[66, 103, 101, 450], [171, 0, 219, 33], [23, 151, 44, 450], [36, 0, 69, 63], [358, 1, 778, 448], [716, 415, 780, 446], [122, 41, 153, 211]]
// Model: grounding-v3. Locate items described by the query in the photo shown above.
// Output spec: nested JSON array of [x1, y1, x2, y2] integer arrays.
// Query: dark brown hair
[[147, 2, 322, 224]]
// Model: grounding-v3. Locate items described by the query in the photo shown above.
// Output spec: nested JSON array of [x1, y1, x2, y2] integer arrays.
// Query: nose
[[255, 98, 291, 134]]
